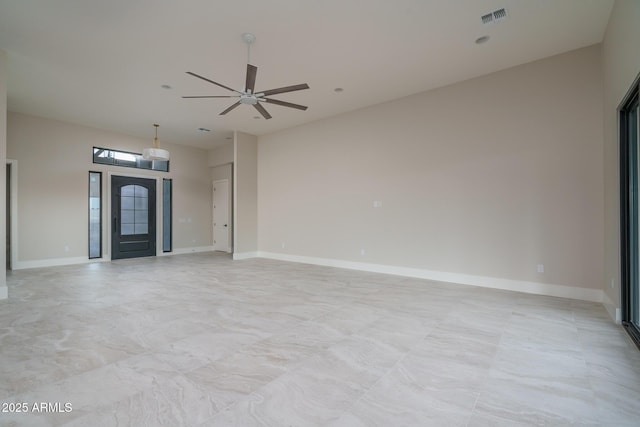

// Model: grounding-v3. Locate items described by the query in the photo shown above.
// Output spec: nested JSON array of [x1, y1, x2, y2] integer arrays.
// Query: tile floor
[[0, 252, 639, 426]]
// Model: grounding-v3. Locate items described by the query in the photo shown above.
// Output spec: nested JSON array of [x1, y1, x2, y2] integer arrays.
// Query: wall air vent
[[481, 8, 508, 25]]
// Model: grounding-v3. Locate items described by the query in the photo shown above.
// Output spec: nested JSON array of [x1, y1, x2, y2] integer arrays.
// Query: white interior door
[[213, 179, 231, 252]]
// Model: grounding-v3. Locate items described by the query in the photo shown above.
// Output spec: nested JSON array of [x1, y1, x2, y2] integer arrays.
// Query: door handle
[[224, 224, 228, 227]]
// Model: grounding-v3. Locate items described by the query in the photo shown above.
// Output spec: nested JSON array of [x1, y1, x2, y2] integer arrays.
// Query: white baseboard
[[9, 249, 605, 304], [13, 246, 216, 270], [13, 256, 94, 270], [161, 246, 215, 256], [233, 251, 259, 260], [257, 252, 604, 303], [602, 291, 622, 324]]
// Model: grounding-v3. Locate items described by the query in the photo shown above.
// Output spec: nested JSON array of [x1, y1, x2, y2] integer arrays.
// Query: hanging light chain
[[153, 124, 159, 148]]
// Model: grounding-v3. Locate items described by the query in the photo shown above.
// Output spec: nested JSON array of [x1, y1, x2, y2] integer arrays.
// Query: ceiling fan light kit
[[142, 147, 170, 161], [142, 124, 170, 161], [183, 33, 309, 120]]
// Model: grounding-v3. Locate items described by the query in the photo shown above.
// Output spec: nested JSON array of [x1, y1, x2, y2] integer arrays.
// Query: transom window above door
[[93, 147, 169, 172]]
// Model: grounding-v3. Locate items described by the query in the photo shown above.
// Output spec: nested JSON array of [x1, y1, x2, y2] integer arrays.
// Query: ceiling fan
[[183, 33, 309, 120]]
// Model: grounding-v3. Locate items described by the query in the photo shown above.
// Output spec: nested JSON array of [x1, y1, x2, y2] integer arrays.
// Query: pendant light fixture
[[142, 123, 170, 161]]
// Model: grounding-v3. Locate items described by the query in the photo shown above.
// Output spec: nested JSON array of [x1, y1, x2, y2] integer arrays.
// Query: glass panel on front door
[[120, 185, 149, 235]]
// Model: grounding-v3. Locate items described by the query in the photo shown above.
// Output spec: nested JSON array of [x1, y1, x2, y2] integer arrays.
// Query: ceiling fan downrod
[[242, 32, 256, 92]]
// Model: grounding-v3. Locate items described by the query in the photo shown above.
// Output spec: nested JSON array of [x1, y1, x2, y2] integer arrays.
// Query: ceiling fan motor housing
[[239, 94, 258, 105]]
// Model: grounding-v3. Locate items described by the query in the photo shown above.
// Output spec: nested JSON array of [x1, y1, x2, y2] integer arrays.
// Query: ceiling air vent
[[481, 8, 508, 25]]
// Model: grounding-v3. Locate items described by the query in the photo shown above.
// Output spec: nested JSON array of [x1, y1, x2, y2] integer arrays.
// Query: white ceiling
[[0, 0, 614, 150]]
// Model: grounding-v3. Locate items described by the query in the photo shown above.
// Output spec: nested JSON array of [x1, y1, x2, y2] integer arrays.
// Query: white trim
[[160, 246, 215, 256], [257, 251, 604, 303], [0, 286, 7, 299], [232, 132, 238, 254], [13, 247, 217, 269], [233, 251, 259, 260], [602, 291, 622, 324], [14, 256, 97, 270]]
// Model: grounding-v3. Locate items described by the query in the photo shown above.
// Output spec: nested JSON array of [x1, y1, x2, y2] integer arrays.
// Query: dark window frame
[[93, 146, 169, 172], [163, 178, 172, 252], [619, 72, 640, 350], [88, 171, 102, 259]]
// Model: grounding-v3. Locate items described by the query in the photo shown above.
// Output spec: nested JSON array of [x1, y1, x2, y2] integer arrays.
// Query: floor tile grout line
[[319, 324, 440, 425], [464, 392, 483, 427]]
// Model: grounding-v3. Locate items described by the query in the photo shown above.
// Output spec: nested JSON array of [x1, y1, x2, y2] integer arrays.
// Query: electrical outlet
[[536, 264, 544, 273], [360, 249, 365, 256], [281, 242, 286, 249]]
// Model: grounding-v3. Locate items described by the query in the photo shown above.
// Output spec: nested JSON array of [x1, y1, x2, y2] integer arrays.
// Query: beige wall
[[209, 142, 233, 168], [258, 45, 604, 295], [0, 50, 7, 298], [602, 0, 640, 320], [7, 112, 212, 266], [212, 163, 232, 182], [234, 131, 257, 256]]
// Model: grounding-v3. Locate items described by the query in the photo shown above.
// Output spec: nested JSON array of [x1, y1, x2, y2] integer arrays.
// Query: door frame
[[107, 172, 163, 260], [213, 178, 232, 253]]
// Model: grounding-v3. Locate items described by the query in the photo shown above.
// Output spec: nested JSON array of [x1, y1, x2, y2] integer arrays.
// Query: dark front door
[[111, 175, 156, 260]]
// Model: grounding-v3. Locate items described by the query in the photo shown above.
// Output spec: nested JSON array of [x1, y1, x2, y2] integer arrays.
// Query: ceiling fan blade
[[263, 98, 308, 111], [245, 64, 257, 94], [182, 95, 237, 98], [186, 71, 241, 94], [259, 83, 309, 97], [220, 101, 242, 115], [253, 103, 272, 120]]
